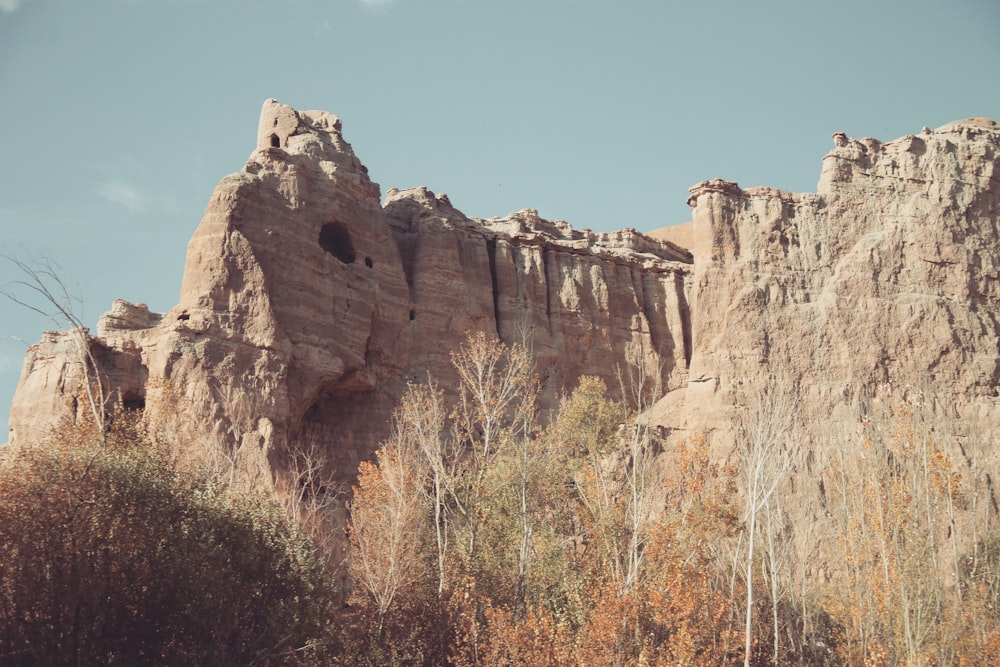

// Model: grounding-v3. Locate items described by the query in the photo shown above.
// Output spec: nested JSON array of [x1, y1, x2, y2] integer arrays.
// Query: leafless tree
[[2, 254, 108, 441], [397, 378, 450, 595], [737, 377, 798, 667], [615, 342, 664, 593], [450, 331, 535, 561], [284, 429, 344, 555]]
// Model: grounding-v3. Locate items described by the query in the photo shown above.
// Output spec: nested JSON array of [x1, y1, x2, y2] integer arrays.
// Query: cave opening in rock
[[319, 222, 356, 264], [122, 394, 146, 411], [270, 134, 280, 148]]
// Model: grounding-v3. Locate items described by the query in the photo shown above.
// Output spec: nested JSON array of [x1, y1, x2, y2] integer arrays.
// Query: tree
[[282, 434, 345, 565], [562, 344, 663, 595], [399, 379, 450, 595], [448, 331, 535, 564], [2, 254, 109, 440], [821, 384, 977, 665], [557, 376, 629, 586], [615, 343, 664, 593], [348, 421, 428, 634], [736, 379, 798, 667]]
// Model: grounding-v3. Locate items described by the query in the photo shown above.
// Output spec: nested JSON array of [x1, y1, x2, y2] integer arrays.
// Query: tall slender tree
[[737, 379, 798, 667]]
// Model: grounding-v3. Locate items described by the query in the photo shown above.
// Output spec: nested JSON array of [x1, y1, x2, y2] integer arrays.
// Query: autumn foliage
[[340, 341, 1000, 666], [5, 333, 1000, 666], [340, 334, 747, 665]]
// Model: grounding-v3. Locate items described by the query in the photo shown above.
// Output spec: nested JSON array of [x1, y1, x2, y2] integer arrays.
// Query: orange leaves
[[979, 624, 1000, 664], [341, 350, 749, 665], [348, 443, 427, 626], [645, 530, 738, 666], [466, 603, 572, 667]]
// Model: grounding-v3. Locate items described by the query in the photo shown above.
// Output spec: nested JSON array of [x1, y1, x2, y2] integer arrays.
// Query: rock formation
[[7, 102, 1000, 530], [8, 99, 693, 484], [659, 119, 1000, 445], [655, 118, 1000, 579]]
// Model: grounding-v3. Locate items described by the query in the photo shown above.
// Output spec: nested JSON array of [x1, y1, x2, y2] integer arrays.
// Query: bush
[[0, 422, 337, 666]]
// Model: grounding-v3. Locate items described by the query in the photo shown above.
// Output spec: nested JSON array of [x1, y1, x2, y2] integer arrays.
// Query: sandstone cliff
[[654, 118, 1000, 580], [8, 100, 693, 484], [8, 103, 1000, 522], [661, 119, 1000, 442]]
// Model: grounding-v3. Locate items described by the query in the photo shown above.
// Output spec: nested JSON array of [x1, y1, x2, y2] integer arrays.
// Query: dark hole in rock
[[270, 134, 280, 148], [319, 222, 356, 264], [122, 395, 146, 411], [364, 257, 373, 268], [409, 309, 416, 321], [177, 311, 190, 321]]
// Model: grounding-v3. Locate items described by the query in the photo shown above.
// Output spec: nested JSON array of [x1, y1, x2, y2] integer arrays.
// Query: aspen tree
[[737, 379, 797, 667]]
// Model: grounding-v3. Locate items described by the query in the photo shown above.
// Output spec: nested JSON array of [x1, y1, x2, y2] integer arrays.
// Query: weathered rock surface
[[646, 118, 1000, 580], [8, 104, 1000, 550], [8, 99, 693, 484], [659, 119, 1000, 444]]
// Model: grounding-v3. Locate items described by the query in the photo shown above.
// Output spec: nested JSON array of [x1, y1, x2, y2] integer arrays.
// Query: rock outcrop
[[8, 99, 693, 484], [659, 119, 1000, 444]]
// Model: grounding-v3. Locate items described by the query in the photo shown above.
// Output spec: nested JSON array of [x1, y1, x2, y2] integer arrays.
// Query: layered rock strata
[[659, 119, 1000, 445], [8, 103, 1000, 532], [8, 100, 693, 483]]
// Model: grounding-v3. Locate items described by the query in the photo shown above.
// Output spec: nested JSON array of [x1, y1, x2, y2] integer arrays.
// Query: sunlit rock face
[[659, 118, 1000, 445], [643, 118, 1000, 580], [8, 99, 693, 483]]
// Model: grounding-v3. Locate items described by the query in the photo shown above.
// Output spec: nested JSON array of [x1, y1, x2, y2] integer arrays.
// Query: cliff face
[[8, 103, 1000, 507], [8, 100, 693, 483], [645, 118, 1000, 579], [660, 119, 1000, 444]]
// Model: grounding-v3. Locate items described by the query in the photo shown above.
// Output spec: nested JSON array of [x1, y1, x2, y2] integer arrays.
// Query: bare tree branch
[[2, 254, 108, 441]]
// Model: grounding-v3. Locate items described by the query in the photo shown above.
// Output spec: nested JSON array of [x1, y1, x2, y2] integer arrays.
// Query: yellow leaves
[[820, 385, 993, 665]]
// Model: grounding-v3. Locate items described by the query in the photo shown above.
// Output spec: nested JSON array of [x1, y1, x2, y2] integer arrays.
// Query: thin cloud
[[358, 0, 395, 8], [0, 0, 23, 12], [99, 181, 150, 213]]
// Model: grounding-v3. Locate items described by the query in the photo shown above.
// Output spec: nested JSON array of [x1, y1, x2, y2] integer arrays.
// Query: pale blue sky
[[2, 0, 999, 436]]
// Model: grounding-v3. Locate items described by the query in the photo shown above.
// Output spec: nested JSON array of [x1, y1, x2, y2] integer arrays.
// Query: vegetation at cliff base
[[4, 332, 1000, 665], [336, 334, 1000, 666], [0, 418, 337, 666]]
